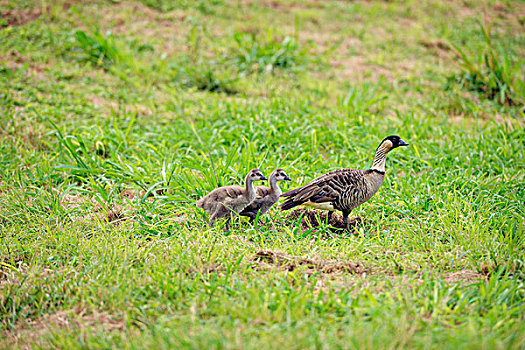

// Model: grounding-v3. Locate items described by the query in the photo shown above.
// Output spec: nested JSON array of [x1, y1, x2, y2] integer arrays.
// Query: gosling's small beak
[[399, 139, 409, 147], [284, 176, 292, 181], [260, 175, 268, 181]]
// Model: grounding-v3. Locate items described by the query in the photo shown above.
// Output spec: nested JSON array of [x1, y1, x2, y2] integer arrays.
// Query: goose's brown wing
[[280, 169, 364, 210]]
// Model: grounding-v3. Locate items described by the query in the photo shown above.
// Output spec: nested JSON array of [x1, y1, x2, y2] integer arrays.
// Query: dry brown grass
[[0, 7, 42, 27], [2, 307, 125, 350], [250, 250, 368, 275], [285, 208, 363, 232]]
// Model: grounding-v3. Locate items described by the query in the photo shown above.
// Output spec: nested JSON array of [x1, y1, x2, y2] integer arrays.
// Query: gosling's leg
[[209, 205, 223, 228], [224, 210, 237, 232], [249, 211, 261, 225], [209, 209, 219, 227], [326, 211, 333, 225], [225, 217, 231, 232]]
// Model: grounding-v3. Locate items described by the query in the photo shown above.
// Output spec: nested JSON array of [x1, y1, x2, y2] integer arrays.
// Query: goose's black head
[[380, 135, 409, 150]]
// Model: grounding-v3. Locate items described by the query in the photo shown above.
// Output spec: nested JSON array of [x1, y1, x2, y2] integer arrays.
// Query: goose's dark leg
[[342, 210, 350, 230], [326, 211, 333, 225]]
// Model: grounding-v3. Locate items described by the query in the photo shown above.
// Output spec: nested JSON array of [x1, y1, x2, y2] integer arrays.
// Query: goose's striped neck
[[370, 140, 392, 172]]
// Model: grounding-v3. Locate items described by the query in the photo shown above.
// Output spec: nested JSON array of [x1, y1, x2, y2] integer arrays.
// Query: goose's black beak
[[284, 176, 292, 181], [399, 139, 409, 147], [260, 176, 268, 181]]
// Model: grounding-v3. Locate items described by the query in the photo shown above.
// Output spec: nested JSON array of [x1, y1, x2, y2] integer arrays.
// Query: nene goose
[[197, 169, 267, 231], [281, 135, 409, 227], [239, 169, 292, 224]]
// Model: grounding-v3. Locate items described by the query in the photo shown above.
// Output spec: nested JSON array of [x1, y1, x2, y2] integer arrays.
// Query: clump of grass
[[71, 28, 135, 69], [337, 79, 388, 116], [140, 0, 223, 13], [183, 64, 238, 94], [230, 30, 311, 74], [448, 22, 525, 106], [172, 59, 238, 94]]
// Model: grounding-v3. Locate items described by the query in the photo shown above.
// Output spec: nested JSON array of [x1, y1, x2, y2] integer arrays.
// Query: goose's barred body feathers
[[280, 136, 408, 226]]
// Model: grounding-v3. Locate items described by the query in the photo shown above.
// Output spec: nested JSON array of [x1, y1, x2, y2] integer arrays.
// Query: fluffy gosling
[[239, 168, 291, 224], [197, 169, 267, 231]]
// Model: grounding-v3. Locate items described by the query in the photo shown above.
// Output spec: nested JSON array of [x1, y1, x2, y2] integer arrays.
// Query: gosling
[[197, 169, 267, 231], [281, 135, 409, 228], [239, 168, 292, 224]]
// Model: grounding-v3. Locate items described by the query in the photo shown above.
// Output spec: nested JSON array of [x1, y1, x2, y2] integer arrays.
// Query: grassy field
[[1, 0, 524, 348]]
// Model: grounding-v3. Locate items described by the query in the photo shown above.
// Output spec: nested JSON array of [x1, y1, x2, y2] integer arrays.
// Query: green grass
[[1, 0, 524, 348], [448, 21, 525, 107]]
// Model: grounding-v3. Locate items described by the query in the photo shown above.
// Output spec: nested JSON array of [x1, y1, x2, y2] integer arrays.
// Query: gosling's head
[[248, 169, 267, 181], [271, 168, 292, 182], [378, 135, 409, 152]]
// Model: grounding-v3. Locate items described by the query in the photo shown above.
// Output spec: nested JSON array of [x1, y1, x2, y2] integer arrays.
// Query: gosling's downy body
[[197, 169, 267, 231], [240, 169, 292, 224], [280, 135, 409, 227]]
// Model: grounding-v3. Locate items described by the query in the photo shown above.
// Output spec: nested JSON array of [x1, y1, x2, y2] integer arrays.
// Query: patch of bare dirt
[[2, 306, 125, 349], [441, 270, 486, 284], [285, 208, 362, 232], [106, 204, 125, 223], [250, 250, 368, 276], [61, 190, 168, 227], [0, 8, 42, 27], [61, 195, 134, 225], [242, 0, 323, 11], [420, 39, 451, 58], [186, 264, 222, 276], [120, 189, 164, 201], [89, 96, 154, 116], [60, 194, 99, 210], [329, 56, 392, 82], [492, 113, 524, 129], [61, 0, 84, 11], [0, 256, 27, 284], [98, 1, 188, 55]]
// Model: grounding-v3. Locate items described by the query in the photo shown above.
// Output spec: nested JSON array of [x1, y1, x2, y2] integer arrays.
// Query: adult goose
[[280, 135, 409, 227]]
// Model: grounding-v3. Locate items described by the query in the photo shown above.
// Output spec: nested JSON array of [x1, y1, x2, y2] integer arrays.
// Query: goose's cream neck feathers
[[370, 139, 393, 172]]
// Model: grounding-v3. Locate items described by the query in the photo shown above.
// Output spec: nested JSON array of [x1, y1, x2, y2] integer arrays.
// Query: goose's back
[[281, 168, 385, 212]]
